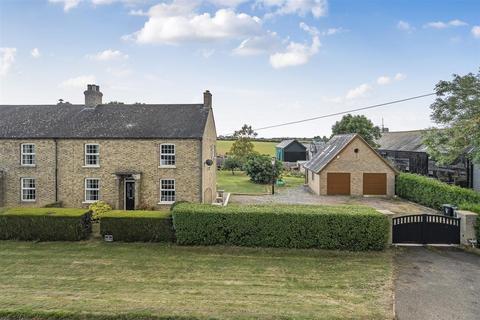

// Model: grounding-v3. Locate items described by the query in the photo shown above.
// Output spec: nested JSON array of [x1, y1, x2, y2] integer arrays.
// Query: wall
[[0, 170, 5, 207], [377, 149, 429, 175], [319, 137, 396, 196], [0, 139, 202, 209], [0, 140, 57, 207], [201, 109, 217, 203], [306, 169, 321, 195]]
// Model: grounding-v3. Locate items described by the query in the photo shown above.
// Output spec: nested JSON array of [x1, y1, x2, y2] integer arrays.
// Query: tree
[[223, 156, 242, 175], [244, 154, 283, 184], [423, 70, 480, 164], [313, 135, 329, 143], [229, 124, 257, 163], [331, 114, 381, 147]]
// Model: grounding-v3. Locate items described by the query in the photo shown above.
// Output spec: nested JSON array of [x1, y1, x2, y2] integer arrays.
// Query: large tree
[[331, 114, 381, 147], [229, 124, 257, 163], [423, 70, 480, 164]]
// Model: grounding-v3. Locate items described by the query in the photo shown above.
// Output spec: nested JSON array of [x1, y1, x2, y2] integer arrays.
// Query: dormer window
[[21, 143, 36, 166], [85, 144, 100, 167], [160, 144, 176, 167]]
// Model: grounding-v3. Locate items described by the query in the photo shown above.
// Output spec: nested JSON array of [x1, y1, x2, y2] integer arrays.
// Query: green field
[[0, 241, 394, 319], [217, 140, 277, 156], [218, 170, 305, 194]]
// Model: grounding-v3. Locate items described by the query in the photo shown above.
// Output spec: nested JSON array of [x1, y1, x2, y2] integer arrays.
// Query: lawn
[[217, 140, 277, 156], [0, 241, 394, 319], [217, 170, 305, 194]]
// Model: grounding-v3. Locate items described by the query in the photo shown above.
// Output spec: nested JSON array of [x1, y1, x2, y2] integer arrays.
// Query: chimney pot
[[203, 90, 212, 109], [84, 84, 103, 107]]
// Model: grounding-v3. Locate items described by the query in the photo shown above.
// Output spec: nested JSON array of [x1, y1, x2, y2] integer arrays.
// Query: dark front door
[[125, 180, 135, 210], [392, 214, 460, 244]]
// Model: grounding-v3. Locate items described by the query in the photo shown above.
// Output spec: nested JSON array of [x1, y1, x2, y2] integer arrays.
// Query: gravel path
[[230, 185, 437, 215]]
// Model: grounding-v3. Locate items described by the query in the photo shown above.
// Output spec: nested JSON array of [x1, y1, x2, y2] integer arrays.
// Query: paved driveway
[[231, 185, 437, 215], [395, 247, 480, 320]]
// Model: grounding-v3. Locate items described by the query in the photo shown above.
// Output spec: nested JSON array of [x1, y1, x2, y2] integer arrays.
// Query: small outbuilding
[[275, 139, 307, 162], [304, 133, 398, 196]]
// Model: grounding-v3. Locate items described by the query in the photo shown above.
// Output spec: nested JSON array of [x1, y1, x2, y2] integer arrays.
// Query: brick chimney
[[203, 90, 212, 109], [84, 84, 103, 107]]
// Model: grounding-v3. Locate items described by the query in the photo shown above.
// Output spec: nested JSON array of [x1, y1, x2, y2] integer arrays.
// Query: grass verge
[[0, 241, 394, 319]]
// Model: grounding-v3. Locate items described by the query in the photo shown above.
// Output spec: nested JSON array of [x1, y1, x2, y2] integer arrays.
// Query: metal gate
[[392, 214, 460, 244]]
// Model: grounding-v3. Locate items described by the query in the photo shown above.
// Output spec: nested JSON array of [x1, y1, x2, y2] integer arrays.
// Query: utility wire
[[225, 92, 436, 135]]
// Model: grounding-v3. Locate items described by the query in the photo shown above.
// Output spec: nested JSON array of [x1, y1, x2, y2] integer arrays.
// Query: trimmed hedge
[[172, 204, 389, 251], [100, 210, 175, 242], [0, 208, 91, 241], [396, 173, 480, 209]]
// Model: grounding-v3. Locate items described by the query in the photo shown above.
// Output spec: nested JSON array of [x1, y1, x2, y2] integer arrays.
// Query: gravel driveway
[[395, 247, 480, 320], [230, 185, 437, 215]]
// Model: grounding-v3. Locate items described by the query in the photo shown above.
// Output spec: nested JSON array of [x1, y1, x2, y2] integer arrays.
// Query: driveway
[[230, 185, 437, 215], [395, 247, 480, 320]]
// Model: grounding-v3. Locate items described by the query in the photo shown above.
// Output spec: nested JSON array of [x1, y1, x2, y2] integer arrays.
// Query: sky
[[0, 0, 479, 138]]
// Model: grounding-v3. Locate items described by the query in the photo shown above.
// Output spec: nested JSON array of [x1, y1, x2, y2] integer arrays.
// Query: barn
[[304, 133, 398, 196], [275, 139, 307, 162]]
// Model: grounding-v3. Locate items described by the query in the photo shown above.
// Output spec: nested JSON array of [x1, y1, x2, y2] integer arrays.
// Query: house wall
[[319, 137, 396, 196], [0, 138, 203, 208], [201, 109, 217, 203], [306, 169, 321, 195]]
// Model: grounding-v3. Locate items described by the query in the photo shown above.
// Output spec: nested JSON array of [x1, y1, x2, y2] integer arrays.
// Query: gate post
[[377, 209, 396, 245], [457, 210, 478, 245]]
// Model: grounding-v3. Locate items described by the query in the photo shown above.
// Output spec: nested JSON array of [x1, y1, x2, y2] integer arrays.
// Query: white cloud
[[397, 20, 414, 32], [87, 49, 129, 61], [126, 2, 263, 44], [233, 31, 280, 56], [346, 83, 371, 100], [394, 73, 406, 81], [376, 76, 391, 85], [31, 48, 41, 58], [48, 0, 82, 12], [0, 47, 16, 76], [424, 19, 468, 29], [472, 26, 480, 38], [60, 75, 96, 88], [262, 0, 328, 19], [322, 27, 345, 36]]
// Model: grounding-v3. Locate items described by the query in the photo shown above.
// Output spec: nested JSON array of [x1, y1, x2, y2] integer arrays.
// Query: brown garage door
[[327, 173, 351, 195], [363, 173, 387, 195]]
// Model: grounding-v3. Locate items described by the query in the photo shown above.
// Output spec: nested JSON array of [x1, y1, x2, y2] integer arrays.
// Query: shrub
[[460, 203, 480, 240], [396, 173, 480, 209], [244, 154, 283, 184], [172, 204, 388, 251], [100, 210, 175, 242], [89, 201, 112, 220], [222, 155, 243, 174], [0, 208, 91, 241]]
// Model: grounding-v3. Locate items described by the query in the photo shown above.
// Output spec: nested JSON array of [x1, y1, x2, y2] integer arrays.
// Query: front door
[[125, 180, 135, 210]]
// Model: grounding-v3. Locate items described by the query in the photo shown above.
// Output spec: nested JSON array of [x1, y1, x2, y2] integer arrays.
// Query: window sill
[[82, 200, 98, 204], [158, 201, 175, 205], [83, 165, 100, 168], [158, 165, 176, 169]]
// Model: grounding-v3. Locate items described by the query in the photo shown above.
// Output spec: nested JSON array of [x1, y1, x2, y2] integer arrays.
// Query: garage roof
[[303, 134, 356, 173]]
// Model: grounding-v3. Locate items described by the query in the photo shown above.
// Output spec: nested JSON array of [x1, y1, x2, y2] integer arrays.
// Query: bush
[[0, 208, 91, 241], [100, 210, 175, 242], [244, 154, 283, 184], [460, 203, 480, 240], [89, 201, 112, 220], [172, 204, 388, 251], [222, 155, 243, 174], [396, 173, 480, 209]]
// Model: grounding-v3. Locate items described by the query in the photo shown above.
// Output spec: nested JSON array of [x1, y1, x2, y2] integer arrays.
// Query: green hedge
[[0, 208, 91, 241], [172, 204, 388, 251], [100, 210, 175, 242], [396, 173, 480, 209], [460, 203, 480, 240]]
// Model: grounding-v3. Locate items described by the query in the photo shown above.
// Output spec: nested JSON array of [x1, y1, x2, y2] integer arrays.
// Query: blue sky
[[0, 0, 479, 137]]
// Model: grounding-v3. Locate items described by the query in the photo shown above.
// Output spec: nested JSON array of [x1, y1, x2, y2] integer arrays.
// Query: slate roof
[[276, 139, 295, 148], [0, 104, 209, 139], [376, 130, 428, 152], [303, 134, 356, 173]]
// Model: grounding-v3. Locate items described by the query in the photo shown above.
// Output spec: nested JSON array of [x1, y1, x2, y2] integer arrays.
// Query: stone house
[[304, 134, 397, 197], [0, 85, 217, 209]]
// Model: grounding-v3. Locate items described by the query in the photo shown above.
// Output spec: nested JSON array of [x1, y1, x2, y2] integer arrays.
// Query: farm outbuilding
[[275, 139, 307, 162], [304, 134, 398, 196]]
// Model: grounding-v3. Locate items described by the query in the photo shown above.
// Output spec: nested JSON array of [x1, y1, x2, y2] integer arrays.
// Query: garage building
[[303, 133, 398, 196]]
